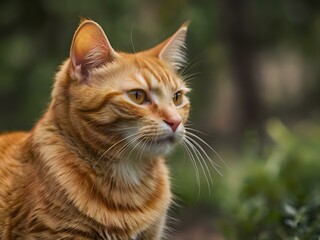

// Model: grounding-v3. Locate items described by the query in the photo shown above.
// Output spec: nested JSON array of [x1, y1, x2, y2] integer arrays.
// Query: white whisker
[[184, 138, 213, 184], [185, 127, 212, 137], [180, 141, 201, 199], [185, 134, 222, 169], [186, 131, 229, 170], [185, 135, 223, 178], [183, 138, 212, 195]]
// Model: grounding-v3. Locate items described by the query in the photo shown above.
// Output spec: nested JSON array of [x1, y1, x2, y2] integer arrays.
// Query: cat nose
[[163, 118, 182, 132]]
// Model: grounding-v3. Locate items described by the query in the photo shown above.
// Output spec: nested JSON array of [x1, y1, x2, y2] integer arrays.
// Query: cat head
[[53, 20, 190, 158]]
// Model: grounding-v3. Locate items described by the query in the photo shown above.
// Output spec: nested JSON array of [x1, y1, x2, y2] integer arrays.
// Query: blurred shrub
[[213, 119, 320, 239]]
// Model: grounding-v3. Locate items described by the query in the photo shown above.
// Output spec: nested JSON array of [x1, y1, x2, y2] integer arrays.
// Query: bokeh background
[[1, 0, 320, 239]]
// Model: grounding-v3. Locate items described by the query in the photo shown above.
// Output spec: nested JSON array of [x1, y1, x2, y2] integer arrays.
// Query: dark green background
[[1, 0, 320, 239]]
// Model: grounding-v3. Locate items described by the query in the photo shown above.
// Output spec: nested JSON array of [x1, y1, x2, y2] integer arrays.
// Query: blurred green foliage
[[206, 120, 320, 239], [1, 0, 320, 239], [170, 119, 320, 239]]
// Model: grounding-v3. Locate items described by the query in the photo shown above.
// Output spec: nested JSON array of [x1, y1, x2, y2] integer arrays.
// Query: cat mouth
[[139, 134, 183, 155], [155, 135, 176, 144]]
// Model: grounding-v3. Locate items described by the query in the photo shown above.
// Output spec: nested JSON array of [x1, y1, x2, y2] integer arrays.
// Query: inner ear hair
[[69, 20, 116, 83]]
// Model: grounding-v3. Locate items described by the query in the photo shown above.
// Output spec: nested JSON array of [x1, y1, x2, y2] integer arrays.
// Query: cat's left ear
[[69, 20, 117, 83], [149, 21, 189, 70]]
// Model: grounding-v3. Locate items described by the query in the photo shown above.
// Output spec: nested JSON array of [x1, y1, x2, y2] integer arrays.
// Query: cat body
[[0, 20, 190, 239]]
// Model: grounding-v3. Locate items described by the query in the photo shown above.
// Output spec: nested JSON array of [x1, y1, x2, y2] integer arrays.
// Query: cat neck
[[29, 116, 171, 230], [34, 113, 159, 186]]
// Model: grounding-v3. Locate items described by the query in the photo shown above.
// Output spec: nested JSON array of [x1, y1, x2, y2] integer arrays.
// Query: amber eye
[[173, 91, 183, 106], [128, 89, 147, 104]]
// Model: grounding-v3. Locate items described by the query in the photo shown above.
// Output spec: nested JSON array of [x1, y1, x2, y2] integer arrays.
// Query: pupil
[[136, 91, 139, 99]]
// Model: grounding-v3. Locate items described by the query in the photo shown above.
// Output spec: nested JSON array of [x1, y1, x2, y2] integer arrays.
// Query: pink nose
[[163, 119, 181, 132]]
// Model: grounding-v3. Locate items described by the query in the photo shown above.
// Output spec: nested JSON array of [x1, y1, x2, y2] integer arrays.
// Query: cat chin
[[140, 134, 183, 157], [147, 143, 174, 156]]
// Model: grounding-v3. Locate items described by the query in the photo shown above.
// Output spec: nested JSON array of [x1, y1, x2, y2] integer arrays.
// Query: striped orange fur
[[0, 20, 190, 239]]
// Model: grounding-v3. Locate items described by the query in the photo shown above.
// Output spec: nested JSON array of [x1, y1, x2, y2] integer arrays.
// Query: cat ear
[[150, 22, 189, 70], [70, 20, 117, 83]]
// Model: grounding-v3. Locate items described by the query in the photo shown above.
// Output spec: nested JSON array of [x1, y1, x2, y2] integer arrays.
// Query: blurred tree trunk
[[220, 0, 264, 145]]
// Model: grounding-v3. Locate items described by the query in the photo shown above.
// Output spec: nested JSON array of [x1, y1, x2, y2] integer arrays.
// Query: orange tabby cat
[[0, 20, 190, 239]]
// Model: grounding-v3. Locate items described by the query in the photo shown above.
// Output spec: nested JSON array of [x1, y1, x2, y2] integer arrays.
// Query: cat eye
[[128, 89, 147, 104], [173, 91, 183, 106]]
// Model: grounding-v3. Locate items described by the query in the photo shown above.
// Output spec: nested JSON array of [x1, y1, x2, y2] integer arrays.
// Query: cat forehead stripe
[[139, 61, 180, 90], [133, 72, 149, 89]]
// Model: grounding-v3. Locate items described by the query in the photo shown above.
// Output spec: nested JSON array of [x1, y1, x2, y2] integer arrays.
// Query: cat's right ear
[[70, 20, 117, 83]]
